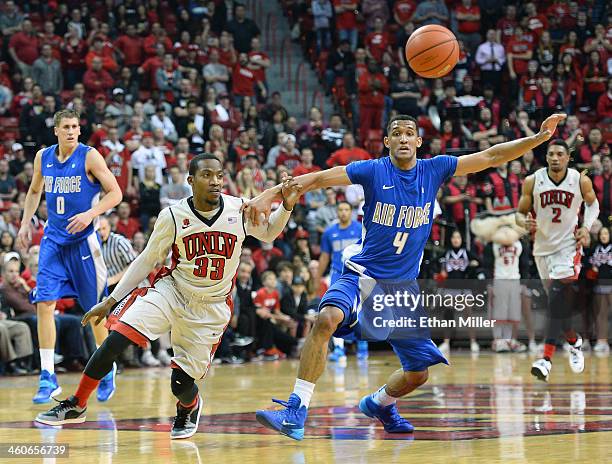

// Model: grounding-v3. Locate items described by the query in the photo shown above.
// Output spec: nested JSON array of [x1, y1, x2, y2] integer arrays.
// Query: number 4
[[393, 231, 409, 254]]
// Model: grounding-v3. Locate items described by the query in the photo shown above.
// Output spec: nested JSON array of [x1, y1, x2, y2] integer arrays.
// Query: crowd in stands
[[0, 0, 610, 375]]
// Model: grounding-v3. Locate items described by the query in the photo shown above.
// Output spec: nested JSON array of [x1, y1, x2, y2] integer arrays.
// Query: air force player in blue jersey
[[16, 109, 122, 403], [252, 113, 566, 440]]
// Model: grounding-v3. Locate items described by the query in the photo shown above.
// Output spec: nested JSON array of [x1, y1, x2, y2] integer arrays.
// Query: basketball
[[405, 25, 459, 79]]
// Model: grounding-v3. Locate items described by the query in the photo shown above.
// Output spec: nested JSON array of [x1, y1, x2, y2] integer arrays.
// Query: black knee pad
[[171, 368, 195, 398]]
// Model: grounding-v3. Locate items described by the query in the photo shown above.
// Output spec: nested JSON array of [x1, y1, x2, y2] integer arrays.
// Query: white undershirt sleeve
[[109, 207, 175, 302]]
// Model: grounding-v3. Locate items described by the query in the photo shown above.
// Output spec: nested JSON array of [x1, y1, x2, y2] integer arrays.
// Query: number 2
[[393, 231, 409, 254], [551, 207, 561, 223], [56, 196, 65, 214]]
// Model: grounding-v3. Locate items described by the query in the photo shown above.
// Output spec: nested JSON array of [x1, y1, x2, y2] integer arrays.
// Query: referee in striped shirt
[[98, 216, 138, 293]]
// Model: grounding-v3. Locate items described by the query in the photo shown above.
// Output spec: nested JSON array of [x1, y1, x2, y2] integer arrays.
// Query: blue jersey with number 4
[[344, 156, 457, 280], [41, 143, 101, 245]]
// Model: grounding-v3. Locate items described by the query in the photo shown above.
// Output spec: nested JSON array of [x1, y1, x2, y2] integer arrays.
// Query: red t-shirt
[[527, 14, 548, 37], [115, 218, 141, 240], [140, 56, 163, 89], [327, 147, 371, 167], [506, 38, 533, 75], [333, 0, 358, 30], [456, 5, 481, 34], [365, 32, 391, 63], [248, 51, 270, 82], [101, 146, 132, 192], [496, 18, 518, 46], [9, 32, 40, 65], [114, 35, 143, 67], [254, 287, 281, 312], [232, 64, 257, 96], [394, 0, 417, 25], [276, 150, 302, 171]]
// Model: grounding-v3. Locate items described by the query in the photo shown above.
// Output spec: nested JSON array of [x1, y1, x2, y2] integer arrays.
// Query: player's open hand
[[525, 212, 537, 233], [67, 210, 94, 234], [538, 113, 567, 141], [82, 298, 115, 327], [16, 225, 32, 251], [574, 227, 590, 249], [280, 176, 303, 210]]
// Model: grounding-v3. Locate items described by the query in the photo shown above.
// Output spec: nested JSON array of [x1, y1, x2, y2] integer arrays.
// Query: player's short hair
[[53, 109, 80, 127], [337, 201, 352, 210], [547, 139, 570, 154], [386, 114, 418, 133], [188, 153, 222, 175]]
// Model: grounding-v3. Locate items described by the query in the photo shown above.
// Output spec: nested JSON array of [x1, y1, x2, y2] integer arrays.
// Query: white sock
[[40, 349, 55, 374], [293, 378, 315, 408], [502, 324, 513, 340], [333, 337, 344, 349], [372, 385, 397, 407]]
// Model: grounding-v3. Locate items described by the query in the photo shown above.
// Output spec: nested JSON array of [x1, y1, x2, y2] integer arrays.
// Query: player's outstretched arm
[[515, 175, 536, 232], [16, 149, 45, 250], [454, 113, 567, 177], [246, 177, 302, 242], [243, 167, 352, 225]]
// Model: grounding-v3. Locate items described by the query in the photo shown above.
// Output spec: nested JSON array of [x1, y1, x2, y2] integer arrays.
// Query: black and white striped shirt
[[102, 232, 138, 277]]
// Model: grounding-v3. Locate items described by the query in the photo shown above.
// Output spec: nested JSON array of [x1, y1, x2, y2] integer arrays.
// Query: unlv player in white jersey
[[34, 154, 302, 439], [516, 139, 599, 382]]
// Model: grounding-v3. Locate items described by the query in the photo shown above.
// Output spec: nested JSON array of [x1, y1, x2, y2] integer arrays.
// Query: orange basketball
[[405, 25, 459, 79]]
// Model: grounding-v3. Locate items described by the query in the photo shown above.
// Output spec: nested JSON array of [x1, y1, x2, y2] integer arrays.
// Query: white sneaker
[[509, 339, 527, 353], [470, 341, 480, 353], [141, 349, 161, 367], [493, 339, 510, 353], [531, 358, 552, 382], [437, 341, 450, 353], [157, 350, 172, 366], [593, 341, 610, 354], [568, 336, 584, 374], [528, 340, 538, 354]]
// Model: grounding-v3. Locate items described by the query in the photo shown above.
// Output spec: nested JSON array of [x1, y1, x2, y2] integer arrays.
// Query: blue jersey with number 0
[[344, 156, 457, 280], [41, 143, 101, 245]]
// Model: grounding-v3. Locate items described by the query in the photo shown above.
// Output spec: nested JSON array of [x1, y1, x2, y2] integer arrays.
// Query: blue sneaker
[[328, 346, 346, 362], [97, 362, 117, 402], [33, 371, 62, 404], [357, 341, 369, 360], [255, 393, 307, 440], [358, 394, 414, 433]]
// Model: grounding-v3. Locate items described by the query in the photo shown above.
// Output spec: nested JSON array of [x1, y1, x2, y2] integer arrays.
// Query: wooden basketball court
[[1, 352, 610, 463]]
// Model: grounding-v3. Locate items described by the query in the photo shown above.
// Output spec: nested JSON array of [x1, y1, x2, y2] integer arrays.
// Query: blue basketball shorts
[[319, 269, 449, 372], [32, 232, 108, 311]]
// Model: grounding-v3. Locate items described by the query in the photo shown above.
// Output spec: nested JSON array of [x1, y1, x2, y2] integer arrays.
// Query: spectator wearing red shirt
[[138, 43, 166, 90], [364, 17, 392, 64], [228, 128, 258, 171], [393, 0, 417, 27], [83, 57, 114, 102], [61, 24, 87, 89], [455, 0, 481, 53], [210, 93, 242, 143], [583, 50, 608, 110], [496, 4, 518, 46], [115, 202, 140, 240], [217, 31, 238, 68], [597, 78, 612, 120], [442, 175, 481, 232], [276, 135, 302, 171], [559, 31, 583, 68], [506, 26, 534, 98], [100, 127, 134, 197], [333, 0, 359, 50], [143, 22, 173, 57], [252, 243, 284, 275], [583, 23, 611, 64], [85, 37, 119, 74], [293, 148, 321, 177], [524, 2, 548, 38], [482, 163, 521, 211], [327, 133, 372, 166], [8, 19, 39, 78], [232, 53, 264, 108], [357, 59, 389, 144], [248, 37, 271, 88], [114, 24, 144, 69], [39, 21, 63, 60], [577, 128, 611, 169]]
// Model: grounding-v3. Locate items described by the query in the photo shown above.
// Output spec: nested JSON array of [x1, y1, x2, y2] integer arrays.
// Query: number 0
[[393, 231, 409, 254], [57, 196, 65, 214]]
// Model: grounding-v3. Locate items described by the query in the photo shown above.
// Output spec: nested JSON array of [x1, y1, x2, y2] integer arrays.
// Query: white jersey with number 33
[[532, 168, 583, 256]]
